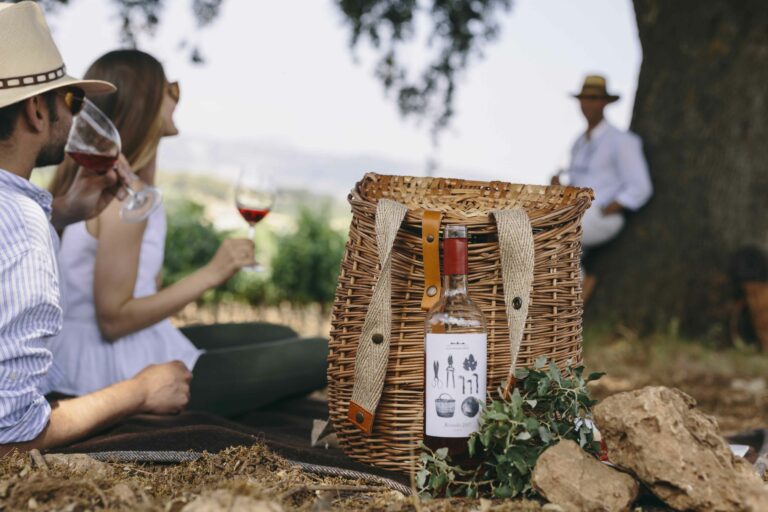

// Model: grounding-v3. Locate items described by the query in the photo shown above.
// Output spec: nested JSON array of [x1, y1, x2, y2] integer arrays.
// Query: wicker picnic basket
[[327, 173, 593, 472]]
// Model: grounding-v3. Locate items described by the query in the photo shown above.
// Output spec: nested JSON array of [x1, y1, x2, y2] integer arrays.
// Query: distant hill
[[157, 134, 494, 199]]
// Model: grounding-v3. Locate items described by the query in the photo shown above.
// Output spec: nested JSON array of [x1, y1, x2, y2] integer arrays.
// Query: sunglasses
[[59, 88, 85, 116], [167, 81, 180, 103]]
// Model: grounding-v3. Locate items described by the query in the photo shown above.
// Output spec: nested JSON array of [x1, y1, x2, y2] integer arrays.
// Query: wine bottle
[[424, 224, 488, 463]]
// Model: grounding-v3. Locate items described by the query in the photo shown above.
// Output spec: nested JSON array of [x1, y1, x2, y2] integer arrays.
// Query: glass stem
[[247, 224, 255, 241]]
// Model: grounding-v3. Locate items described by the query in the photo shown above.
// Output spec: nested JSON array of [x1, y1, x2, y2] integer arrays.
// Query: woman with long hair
[[49, 50, 327, 416]]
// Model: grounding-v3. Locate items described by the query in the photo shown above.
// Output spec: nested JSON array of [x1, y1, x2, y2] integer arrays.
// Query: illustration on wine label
[[425, 333, 487, 437]]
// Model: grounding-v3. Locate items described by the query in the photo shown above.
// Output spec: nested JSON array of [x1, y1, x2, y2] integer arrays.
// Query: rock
[[594, 386, 768, 511], [182, 490, 283, 512], [531, 440, 638, 512], [43, 454, 114, 478]]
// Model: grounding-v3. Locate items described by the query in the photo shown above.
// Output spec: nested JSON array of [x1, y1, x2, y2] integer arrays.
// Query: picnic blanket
[[52, 397, 411, 490]]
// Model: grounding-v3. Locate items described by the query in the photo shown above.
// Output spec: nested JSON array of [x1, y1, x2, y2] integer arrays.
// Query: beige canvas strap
[[347, 199, 408, 434], [492, 208, 535, 376]]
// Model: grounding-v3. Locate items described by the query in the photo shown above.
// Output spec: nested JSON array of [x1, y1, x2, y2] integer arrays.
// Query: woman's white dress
[[49, 204, 202, 396]]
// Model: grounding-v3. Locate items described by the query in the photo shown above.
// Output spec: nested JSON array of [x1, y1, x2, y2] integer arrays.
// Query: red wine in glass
[[234, 169, 276, 272], [65, 98, 162, 222], [66, 151, 118, 174], [237, 206, 270, 224]]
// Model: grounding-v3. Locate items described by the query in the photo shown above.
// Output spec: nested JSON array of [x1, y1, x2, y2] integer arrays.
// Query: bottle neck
[[443, 274, 468, 296], [443, 236, 468, 296]]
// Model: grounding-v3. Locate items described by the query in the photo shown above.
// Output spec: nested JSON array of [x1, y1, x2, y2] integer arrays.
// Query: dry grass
[[0, 445, 545, 511]]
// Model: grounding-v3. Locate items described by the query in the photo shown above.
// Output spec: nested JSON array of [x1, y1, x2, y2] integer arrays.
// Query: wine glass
[[65, 98, 162, 223], [234, 169, 276, 272]]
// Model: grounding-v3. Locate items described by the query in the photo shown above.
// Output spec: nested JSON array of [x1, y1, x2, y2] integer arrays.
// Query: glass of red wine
[[65, 98, 162, 223], [234, 168, 276, 272]]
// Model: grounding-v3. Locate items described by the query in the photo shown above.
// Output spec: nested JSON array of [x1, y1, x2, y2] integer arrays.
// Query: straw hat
[[572, 75, 620, 103], [0, 1, 115, 109]]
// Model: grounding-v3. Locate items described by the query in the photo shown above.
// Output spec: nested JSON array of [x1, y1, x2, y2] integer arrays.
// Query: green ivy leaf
[[587, 371, 606, 382], [538, 426, 552, 443], [515, 368, 530, 379]]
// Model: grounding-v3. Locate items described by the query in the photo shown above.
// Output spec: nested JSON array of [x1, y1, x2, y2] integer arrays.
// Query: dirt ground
[[2, 318, 766, 511]]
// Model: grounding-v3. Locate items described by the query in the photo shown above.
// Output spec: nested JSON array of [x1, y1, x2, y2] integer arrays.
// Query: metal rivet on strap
[[512, 297, 523, 310], [426, 286, 438, 297], [372, 333, 384, 344], [355, 412, 364, 423], [426, 234, 435, 243]]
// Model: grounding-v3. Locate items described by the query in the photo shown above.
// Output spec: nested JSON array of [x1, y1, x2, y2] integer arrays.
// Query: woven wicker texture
[[328, 173, 593, 472]]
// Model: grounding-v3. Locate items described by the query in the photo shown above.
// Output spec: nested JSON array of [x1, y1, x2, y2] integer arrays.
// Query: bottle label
[[425, 333, 487, 438]]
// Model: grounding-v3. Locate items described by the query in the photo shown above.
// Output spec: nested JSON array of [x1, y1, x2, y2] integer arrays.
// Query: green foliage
[[163, 199, 223, 292], [270, 206, 346, 310], [162, 198, 275, 306], [417, 357, 604, 499], [337, 0, 512, 135]]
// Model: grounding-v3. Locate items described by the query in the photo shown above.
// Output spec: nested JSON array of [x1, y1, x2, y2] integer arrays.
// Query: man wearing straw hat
[[552, 74, 653, 302], [0, 1, 191, 451]]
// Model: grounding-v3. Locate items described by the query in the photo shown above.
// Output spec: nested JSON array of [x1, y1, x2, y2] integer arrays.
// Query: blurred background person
[[552, 74, 652, 303]]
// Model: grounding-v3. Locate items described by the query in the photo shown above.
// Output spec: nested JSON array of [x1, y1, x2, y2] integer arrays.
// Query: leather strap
[[420, 210, 443, 310], [347, 199, 408, 434]]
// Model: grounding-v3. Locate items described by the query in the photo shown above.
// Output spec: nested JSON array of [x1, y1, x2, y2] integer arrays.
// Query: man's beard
[[35, 140, 66, 167], [35, 110, 69, 167]]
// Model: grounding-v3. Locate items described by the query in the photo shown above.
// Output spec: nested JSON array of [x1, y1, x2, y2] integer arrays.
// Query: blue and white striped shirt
[[0, 168, 64, 443]]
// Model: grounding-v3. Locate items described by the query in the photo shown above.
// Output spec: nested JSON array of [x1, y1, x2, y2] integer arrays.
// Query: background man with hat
[[0, 1, 190, 451], [552, 74, 653, 302]]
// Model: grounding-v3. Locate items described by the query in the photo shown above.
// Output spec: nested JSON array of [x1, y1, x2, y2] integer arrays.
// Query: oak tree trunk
[[587, 0, 768, 338]]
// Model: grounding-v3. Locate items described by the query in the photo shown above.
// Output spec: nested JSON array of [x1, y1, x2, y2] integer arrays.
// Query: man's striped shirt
[[0, 168, 64, 443]]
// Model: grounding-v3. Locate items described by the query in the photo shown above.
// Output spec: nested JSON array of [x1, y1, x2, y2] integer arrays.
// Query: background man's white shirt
[[568, 120, 652, 211]]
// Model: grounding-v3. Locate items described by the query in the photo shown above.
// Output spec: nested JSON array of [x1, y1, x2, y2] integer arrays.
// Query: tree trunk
[[587, 0, 768, 338]]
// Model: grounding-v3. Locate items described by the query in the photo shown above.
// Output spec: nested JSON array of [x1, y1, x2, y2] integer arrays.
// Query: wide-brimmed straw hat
[[0, 1, 115, 109], [572, 75, 620, 103]]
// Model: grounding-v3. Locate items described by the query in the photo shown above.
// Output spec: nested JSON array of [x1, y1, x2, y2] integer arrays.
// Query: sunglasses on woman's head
[[59, 88, 85, 115], [167, 81, 180, 103]]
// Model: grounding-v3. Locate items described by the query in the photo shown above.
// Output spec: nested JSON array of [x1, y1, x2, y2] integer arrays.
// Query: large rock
[[594, 386, 768, 511], [531, 440, 638, 512]]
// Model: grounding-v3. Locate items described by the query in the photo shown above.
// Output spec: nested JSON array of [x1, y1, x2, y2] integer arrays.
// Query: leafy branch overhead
[[337, 0, 512, 136], [27, 0, 225, 62]]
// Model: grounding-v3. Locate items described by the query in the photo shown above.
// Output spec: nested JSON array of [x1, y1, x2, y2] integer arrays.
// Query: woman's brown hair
[[49, 49, 167, 197]]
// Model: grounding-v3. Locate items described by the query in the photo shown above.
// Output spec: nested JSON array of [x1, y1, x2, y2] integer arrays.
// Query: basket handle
[[347, 198, 408, 435], [491, 208, 535, 399]]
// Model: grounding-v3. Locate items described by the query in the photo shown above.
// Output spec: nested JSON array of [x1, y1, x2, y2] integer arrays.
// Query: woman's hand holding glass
[[203, 239, 257, 286]]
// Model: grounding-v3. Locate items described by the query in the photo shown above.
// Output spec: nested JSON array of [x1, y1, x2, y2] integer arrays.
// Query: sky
[[47, 0, 642, 190]]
